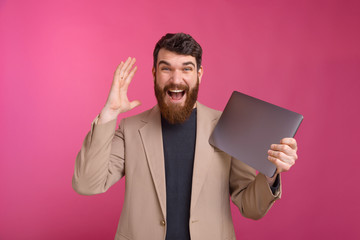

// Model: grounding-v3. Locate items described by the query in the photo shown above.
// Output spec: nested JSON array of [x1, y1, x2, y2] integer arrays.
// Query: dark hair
[[153, 33, 202, 70]]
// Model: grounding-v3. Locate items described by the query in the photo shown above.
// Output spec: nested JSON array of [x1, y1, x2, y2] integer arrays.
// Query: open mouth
[[167, 89, 186, 101]]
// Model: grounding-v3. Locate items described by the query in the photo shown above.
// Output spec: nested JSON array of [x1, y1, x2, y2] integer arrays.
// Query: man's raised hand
[[98, 57, 141, 124]]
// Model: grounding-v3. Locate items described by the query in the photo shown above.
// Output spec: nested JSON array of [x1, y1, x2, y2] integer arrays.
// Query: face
[[153, 48, 203, 124]]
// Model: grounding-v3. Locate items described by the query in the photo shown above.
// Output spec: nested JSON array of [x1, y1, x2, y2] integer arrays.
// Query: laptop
[[209, 91, 303, 177]]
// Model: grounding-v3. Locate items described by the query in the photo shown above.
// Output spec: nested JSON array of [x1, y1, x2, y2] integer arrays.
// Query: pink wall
[[1, 0, 359, 239]]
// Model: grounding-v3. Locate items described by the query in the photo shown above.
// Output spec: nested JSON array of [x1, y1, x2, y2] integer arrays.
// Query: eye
[[184, 67, 192, 71], [161, 67, 170, 71]]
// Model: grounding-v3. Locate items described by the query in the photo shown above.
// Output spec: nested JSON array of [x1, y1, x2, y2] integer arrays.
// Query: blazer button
[[160, 220, 166, 226]]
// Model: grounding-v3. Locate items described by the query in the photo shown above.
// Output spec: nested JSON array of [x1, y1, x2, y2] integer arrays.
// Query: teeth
[[169, 89, 184, 93]]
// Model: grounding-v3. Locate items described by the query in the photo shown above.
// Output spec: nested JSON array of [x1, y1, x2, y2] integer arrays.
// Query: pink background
[[1, 0, 359, 239]]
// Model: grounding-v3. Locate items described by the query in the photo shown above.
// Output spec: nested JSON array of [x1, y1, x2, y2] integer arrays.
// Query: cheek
[[185, 77, 198, 88], [155, 75, 167, 87]]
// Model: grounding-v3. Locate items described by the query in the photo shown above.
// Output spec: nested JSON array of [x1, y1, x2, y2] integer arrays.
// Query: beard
[[154, 77, 199, 125]]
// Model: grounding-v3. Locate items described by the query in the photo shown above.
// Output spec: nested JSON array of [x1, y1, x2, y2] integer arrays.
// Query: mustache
[[163, 83, 189, 92]]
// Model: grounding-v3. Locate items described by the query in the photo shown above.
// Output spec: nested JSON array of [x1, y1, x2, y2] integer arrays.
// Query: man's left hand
[[266, 137, 298, 185]]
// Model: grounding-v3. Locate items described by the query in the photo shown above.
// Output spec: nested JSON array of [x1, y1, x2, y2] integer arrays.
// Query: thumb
[[129, 100, 141, 110]]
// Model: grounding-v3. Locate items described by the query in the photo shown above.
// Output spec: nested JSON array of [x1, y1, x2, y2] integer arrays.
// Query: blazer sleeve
[[72, 114, 126, 195], [229, 157, 282, 220]]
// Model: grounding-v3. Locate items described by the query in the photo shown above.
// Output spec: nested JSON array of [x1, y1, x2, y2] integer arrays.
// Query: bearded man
[[72, 33, 299, 240]]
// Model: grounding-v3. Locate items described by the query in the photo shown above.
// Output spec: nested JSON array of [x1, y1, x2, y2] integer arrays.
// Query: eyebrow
[[158, 60, 196, 68], [183, 61, 196, 67], [158, 60, 171, 66]]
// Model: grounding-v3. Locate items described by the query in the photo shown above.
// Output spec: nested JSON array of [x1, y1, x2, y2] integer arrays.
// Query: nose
[[170, 69, 182, 84]]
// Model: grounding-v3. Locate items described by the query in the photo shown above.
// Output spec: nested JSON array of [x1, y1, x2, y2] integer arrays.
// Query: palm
[[104, 57, 141, 114]]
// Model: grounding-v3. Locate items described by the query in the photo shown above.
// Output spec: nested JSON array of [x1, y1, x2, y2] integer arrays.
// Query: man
[[72, 33, 298, 240]]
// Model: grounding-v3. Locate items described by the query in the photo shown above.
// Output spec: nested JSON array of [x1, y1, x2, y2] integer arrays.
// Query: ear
[[152, 67, 156, 82], [197, 65, 204, 84]]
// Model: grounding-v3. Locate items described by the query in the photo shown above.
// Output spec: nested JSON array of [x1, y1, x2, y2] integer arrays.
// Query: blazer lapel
[[138, 102, 219, 219], [190, 102, 219, 214], [138, 105, 167, 219]]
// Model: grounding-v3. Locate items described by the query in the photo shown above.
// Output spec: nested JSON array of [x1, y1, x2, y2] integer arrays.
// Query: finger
[[122, 66, 138, 92], [114, 61, 124, 76], [270, 144, 295, 157], [119, 57, 132, 79], [125, 65, 137, 83], [114, 61, 124, 80], [111, 62, 124, 91], [129, 100, 141, 110], [268, 156, 292, 172], [268, 149, 295, 166], [123, 58, 136, 79], [280, 138, 297, 150]]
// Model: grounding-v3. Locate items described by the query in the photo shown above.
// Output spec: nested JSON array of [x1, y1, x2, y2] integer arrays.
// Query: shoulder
[[126, 107, 154, 121], [197, 102, 222, 121], [119, 105, 159, 129]]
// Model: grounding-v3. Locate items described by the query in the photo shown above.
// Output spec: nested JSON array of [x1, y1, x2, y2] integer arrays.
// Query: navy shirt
[[161, 108, 197, 240]]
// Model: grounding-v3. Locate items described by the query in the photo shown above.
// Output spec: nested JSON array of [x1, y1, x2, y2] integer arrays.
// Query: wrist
[[98, 108, 119, 124], [266, 173, 277, 186]]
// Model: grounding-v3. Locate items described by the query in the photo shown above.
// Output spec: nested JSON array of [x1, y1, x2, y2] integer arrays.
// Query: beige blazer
[[72, 102, 281, 240]]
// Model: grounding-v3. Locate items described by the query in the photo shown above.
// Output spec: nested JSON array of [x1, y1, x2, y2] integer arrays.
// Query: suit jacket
[[72, 101, 281, 240]]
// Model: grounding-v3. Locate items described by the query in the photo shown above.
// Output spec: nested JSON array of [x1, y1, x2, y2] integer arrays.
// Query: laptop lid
[[209, 91, 303, 177]]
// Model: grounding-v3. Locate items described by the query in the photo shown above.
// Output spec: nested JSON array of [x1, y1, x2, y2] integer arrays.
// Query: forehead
[[157, 48, 196, 66]]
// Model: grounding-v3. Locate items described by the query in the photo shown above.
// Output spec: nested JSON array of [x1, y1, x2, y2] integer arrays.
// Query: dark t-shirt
[[162, 108, 197, 240]]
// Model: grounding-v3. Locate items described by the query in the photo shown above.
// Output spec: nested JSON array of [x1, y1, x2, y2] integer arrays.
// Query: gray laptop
[[209, 91, 303, 177]]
